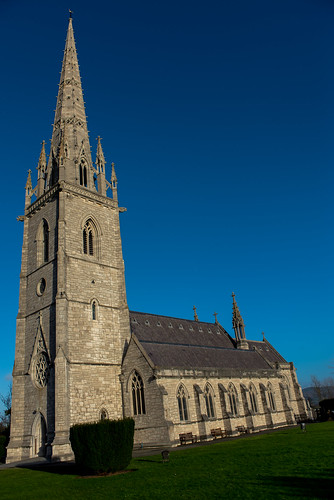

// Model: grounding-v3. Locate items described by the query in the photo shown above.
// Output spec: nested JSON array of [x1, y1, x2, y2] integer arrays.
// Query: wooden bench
[[179, 432, 197, 445], [210, 428, 227, 439], [236, 425, 248, 435]]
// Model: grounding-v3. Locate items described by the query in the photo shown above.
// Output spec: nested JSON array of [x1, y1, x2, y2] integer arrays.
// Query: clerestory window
[[132, 371, 145, 416]]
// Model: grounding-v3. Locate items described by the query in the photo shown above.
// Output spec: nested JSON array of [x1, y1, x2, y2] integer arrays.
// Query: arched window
[[43, 219, 49, 262], [100, 408, 108, 420], [131, 371, 145, 416], [92, 301, 97, 320], [37, 219, 49, 266], [228, 384, 238, 416], [267, 383, 276, 411], [177, 385, 189, 421], [204, 384, 215, 418], [79, 160, 88, 187], [83, 220, 95, 256], [249, 384, 258, 413]]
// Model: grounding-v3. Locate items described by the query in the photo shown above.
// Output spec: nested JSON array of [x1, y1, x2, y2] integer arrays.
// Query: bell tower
[[7, 17, 131, 462]]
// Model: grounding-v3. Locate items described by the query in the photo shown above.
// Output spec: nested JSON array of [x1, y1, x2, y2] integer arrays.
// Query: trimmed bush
[[0, 435, 6, 462], [70, 417, 134, 473]]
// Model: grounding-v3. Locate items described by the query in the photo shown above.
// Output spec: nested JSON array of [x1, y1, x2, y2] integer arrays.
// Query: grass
[[0, 422, 333, 499]]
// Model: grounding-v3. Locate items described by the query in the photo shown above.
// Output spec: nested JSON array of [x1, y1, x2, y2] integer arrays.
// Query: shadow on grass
[[261, 473, 334, 498], [17, 462, 138, 477]]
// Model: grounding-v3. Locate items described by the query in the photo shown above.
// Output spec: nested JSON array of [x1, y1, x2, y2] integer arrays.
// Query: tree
[[311, 375, 334, 403], [0, 384, 12, 435]]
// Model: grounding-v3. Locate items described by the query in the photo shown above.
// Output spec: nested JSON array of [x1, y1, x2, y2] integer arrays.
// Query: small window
[[157, 321, 162, 327], [199, 326, 203, 332], [145, 320, 150, 326], [168, 323, 173, 329], [132, 371, 145, 416], [179, 324, 184, 330], [100, 408, 108, 420], [189, 326, 194, 331], [92, 301, 97, 320]]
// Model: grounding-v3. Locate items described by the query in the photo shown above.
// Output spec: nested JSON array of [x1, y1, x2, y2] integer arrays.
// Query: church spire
[[46, 17, 93, 190], [232, 293, 248, 349]]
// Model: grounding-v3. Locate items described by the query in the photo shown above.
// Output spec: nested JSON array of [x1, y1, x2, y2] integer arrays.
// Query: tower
[[7, 17, 130, 462]]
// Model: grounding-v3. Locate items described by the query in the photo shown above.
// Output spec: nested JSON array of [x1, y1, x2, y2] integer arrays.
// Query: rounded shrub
[[70, 417, 135, 473]]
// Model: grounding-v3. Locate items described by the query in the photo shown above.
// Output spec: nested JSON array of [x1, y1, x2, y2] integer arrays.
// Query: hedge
[[69, 417, 135, 473], [0, 435, 6, 462]]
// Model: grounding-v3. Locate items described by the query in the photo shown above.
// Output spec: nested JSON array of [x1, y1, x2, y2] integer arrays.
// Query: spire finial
[[193, 305, 199, 322], [69, 9, 73, 19], [232, 292, 247, 347], [25, 170, 32, 191]]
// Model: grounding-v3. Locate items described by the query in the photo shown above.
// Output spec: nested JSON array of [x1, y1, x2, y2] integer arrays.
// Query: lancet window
[[79, 159, 88, 187], [204, 384, 215, 418], [83, 220, 94, 256], [92, 301, 97, 320], [37, 219, 49, 266], [267, 383, 276, 411], [177, 385, 189, 421], [228, 384, 238, 416], [132, 371, 145, 416], [249, 384, 258, 413]]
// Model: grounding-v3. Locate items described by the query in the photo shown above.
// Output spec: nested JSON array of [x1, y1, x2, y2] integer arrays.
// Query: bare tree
[[0, 384, 12, 433], [311, 375, 334, 402]]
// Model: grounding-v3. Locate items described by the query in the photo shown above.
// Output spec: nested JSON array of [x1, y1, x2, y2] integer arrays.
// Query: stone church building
[[7, 18, 308, 462]]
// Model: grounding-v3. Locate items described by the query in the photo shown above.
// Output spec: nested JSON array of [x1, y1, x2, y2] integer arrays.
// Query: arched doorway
[[31, 413, 47, 457]]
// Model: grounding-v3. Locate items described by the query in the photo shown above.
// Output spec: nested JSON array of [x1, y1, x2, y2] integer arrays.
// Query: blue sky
[[0, 0, 333, 407]]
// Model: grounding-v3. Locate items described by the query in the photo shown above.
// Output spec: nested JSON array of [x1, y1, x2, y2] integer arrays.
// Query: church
[[7, 18, 309, 463]]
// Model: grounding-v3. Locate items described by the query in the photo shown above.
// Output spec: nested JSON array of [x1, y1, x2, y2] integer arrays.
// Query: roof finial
[[69, 9, 73, 19], [213, 312, 218, 324], [193, 305, 199, 322], [262, 331, 266, 340]]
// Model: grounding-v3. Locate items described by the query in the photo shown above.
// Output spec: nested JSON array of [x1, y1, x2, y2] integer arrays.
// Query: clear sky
[[0, 0, 333, 408]]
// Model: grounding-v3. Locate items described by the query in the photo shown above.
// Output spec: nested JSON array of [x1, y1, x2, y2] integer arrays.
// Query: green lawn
[[0, 422, 333, 499]]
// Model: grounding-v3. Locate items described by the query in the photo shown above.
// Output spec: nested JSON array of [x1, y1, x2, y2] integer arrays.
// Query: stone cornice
[[25, 180, 126, 218]]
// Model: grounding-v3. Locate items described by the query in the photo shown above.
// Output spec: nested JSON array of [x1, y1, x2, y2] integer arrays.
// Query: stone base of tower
[[6, 438, 32, 464], [51, 434, 74, 462]]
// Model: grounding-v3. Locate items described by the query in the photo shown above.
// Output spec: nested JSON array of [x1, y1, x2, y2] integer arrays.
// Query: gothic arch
[[204, 382, 215, 419], [90, 298, 99, 321], [249, 383, 258, 413], [228, 383, 239, 416], [128, 370, 146, 416], [31, 412, 47, 458], [267, 382, 276, 411], [176, 383, 189, 421], [80, 215, 102, 259]]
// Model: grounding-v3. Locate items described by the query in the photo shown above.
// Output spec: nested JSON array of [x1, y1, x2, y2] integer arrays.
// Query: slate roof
[[129, 311, 285, 371]]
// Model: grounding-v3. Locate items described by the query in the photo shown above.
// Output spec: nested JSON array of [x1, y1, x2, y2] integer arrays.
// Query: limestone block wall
[[122, 341, 304, 447]]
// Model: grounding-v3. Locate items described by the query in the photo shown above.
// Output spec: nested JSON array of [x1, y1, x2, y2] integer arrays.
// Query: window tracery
[[204, 384, 215, 418], [131, 371, 145, 416], [177, 384, 189, 421]]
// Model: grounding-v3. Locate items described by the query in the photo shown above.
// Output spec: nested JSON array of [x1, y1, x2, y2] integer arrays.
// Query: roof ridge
[[129, 309, 218, 326]]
